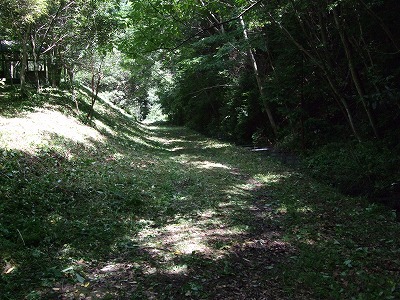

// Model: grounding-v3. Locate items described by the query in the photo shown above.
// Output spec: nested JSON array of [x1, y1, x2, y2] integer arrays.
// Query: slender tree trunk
[[67, 66, 79, 113], [30, 31, 41, 92], [89, 74, 101, 119], [240, 16, 278, 137], [326, 74, 361, 141], [198, 0, 225, 33], [86, 73, 96, 121], [333, 7, 379, 139], [49, 48, 62, 87], [20, 27, 30, 94], [268, 12, 361, 141], [86, 65, 102, 121]]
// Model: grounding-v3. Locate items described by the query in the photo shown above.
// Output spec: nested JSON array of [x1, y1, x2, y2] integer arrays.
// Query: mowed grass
[[0, 85, 399, 299]]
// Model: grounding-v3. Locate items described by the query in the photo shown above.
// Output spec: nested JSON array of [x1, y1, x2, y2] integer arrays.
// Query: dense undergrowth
[[1, 86, 400, 299], [302, 141, 400, 206]]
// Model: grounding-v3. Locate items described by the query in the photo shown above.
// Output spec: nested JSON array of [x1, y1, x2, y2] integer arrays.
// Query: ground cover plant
[[1, 86, 400, 299]]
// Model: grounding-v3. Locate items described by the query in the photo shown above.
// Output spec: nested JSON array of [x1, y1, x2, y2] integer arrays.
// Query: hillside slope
[[1, 86, 400, 299]]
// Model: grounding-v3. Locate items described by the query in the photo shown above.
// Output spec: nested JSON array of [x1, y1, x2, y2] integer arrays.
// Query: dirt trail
[[2, 110, 398, 299], [53, 124, 299, 300]]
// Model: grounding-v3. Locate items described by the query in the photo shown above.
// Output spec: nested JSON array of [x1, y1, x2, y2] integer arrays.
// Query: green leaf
[[344, 260, 352, 268], [76, 273, 85, 283]]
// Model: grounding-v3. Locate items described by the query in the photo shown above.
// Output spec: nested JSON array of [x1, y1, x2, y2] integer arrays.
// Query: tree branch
[[187, 84, 234, 98], [167, 0, 265, 51]]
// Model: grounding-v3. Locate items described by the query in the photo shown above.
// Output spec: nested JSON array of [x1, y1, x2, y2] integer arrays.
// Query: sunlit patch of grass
[[170, 153, 201, 164], [198, 140, 231, 149], [93, 118, 116, 136], [0, 109, 103, 153], [296, 206, 314, 213], [225, 186, 252, 197], [254, 172, 289, 184], [132, 214, 242, 259], [164, 264, 189, 275], [276, 205, 288, 214], [146, 135, 186, 145], [128, 135, 160, 149], [190, 160, 232, 170]]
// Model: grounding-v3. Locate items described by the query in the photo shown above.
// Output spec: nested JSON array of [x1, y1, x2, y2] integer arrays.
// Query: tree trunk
[[49, 49, 62, 87], [332, 7, 379, 139], [20, 27, 30, 94], [240, 16, 278, 137], [67, 66, 79, 113], [30, 31, 41, 92], [268, 12, 361, 141], [86, 68, 102, 121]]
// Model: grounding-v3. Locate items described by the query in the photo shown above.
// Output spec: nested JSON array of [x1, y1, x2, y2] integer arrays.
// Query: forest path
[[55, 122, 294, 299], [1, 89, 399, 299], [54, 122, 400, 300]]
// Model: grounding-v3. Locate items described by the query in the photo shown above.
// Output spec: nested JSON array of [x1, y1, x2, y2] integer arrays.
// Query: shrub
[[304, 141, 400, 197]]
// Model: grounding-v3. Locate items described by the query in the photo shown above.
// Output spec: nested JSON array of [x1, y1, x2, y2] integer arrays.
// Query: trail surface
[[1, 88, 399, 299]]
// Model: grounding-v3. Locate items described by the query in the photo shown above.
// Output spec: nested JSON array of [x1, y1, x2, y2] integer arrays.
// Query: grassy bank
[[1, 86, 399, 299]]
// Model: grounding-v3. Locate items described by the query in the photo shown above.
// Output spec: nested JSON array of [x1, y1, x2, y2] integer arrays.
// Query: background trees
[[116, 0, 400, 198], [129, 0, 399, 146], [1, 0, 399, 197], [2, 0, 399, 145], [0, 0, 49, 90]]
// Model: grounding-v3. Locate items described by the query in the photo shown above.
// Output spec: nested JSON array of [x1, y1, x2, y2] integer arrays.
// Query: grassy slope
[[0, 85, 399, 300]]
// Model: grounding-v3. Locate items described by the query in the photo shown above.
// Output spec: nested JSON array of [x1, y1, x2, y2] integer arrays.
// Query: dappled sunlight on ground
[[225, 178, 264, 197], [0, 108, 103, 153], [171, 153, 201, 164], [0, 101, 298, 298], [255, 173, 288, 184], [146, 135, 187, 145], [128, 135, 158, 149], [135, 213, 244, 260], [198, 140, 231, 149], [93, 118, 116, 136], [169, 146, 185, 152], [102, 152, 125, 162], [225, 185, 253, 197], [190, 160, 232, 170], [1, 93, 399, 299]]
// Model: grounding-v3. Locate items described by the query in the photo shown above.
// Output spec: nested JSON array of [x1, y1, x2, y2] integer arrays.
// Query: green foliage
[[304, 141, 400, 197], [219, 70, 266, 144], [119, 0, 200, 56], [159, 40, 227, 132], [117, 0, 400, 207], [0, 0, 49, 27], [77, 50, 165, 120], [133, 0, 400, 147], [269, 171, 400, 299]]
